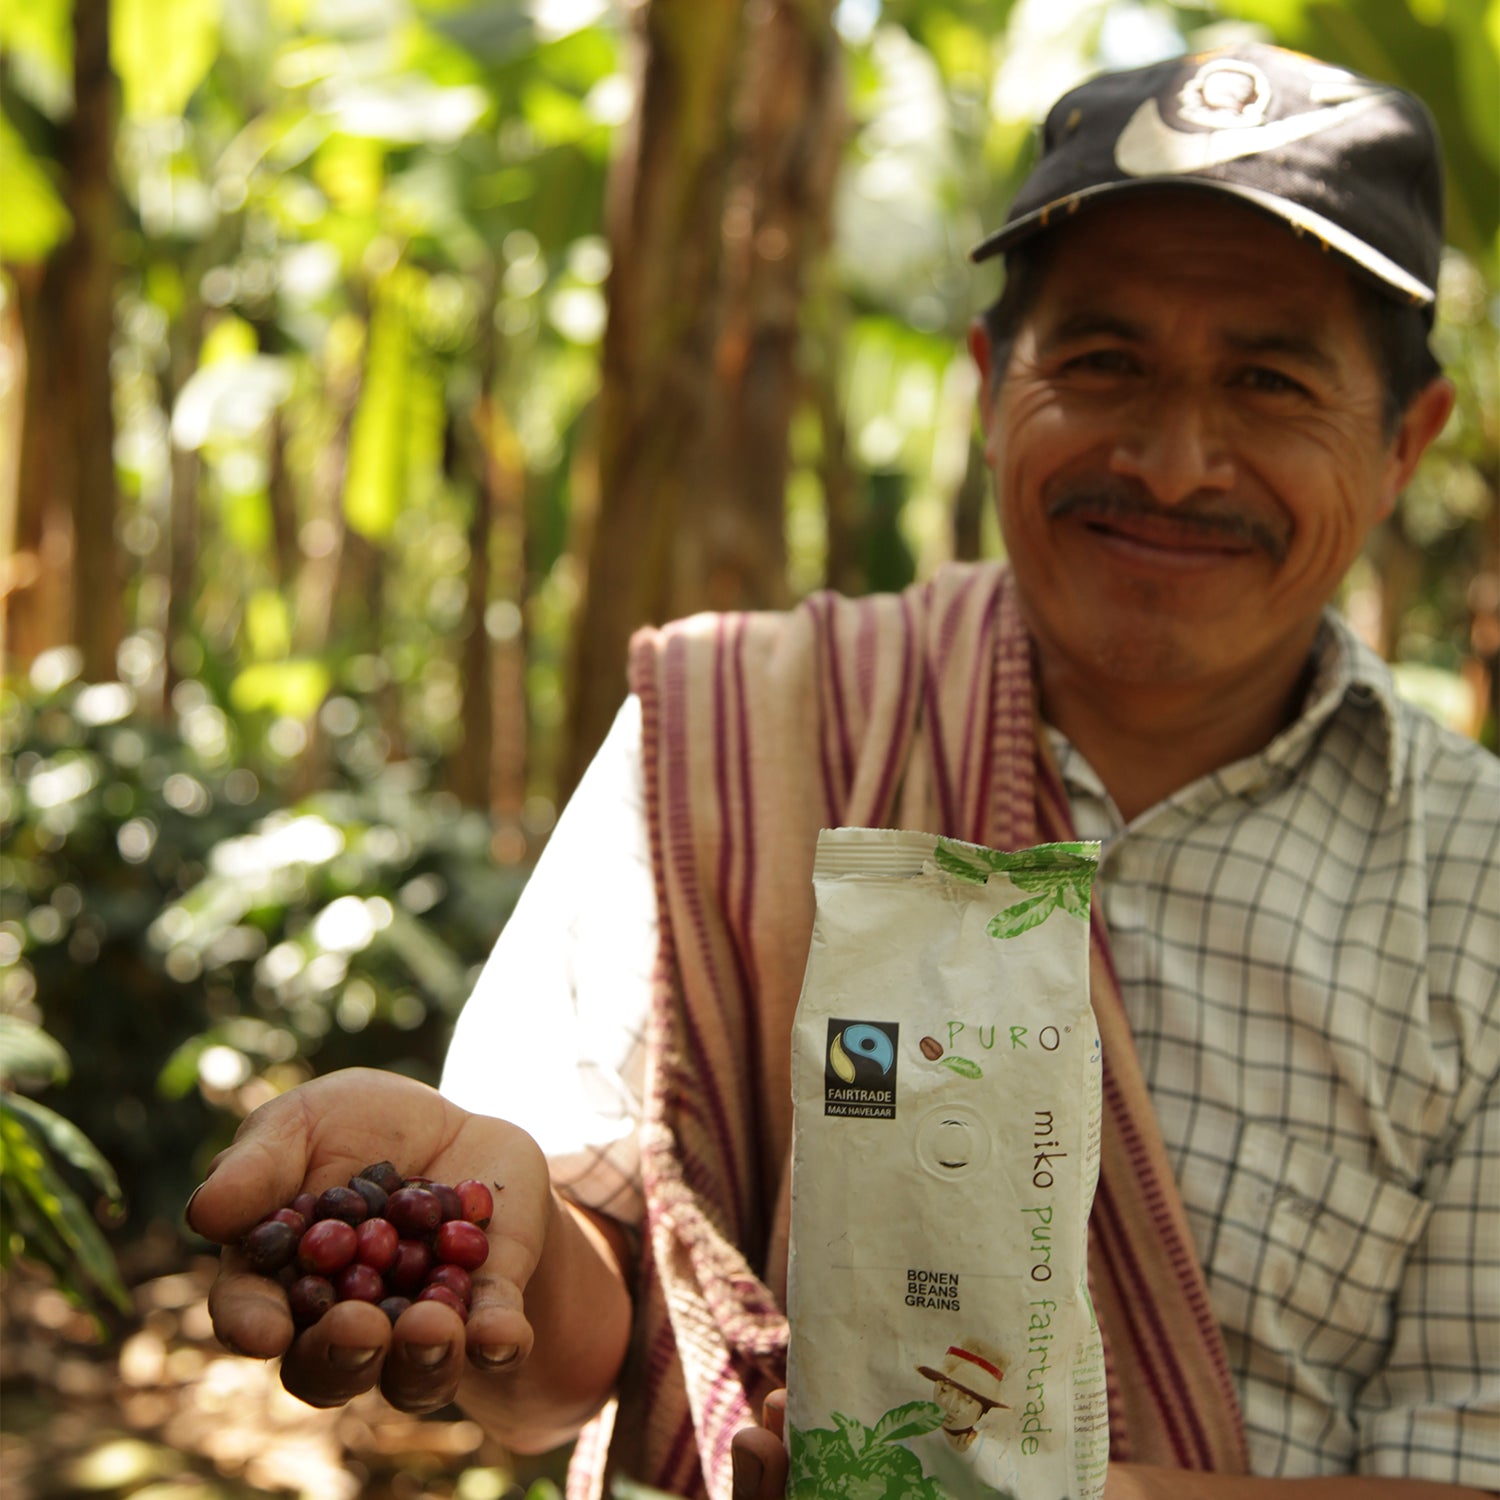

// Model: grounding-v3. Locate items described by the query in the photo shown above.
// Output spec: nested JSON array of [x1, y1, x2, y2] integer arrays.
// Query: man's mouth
[[1048, 482, 1288, 564]]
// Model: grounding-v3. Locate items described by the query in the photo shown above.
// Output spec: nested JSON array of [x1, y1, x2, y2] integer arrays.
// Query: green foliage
[[0, 1016, 131, 1330], [0, 655, 522, 1239], [0, 112, 71, 262]]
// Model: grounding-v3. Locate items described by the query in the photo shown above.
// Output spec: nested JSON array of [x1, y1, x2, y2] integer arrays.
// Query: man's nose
[[1108, 386, 1234, 505]]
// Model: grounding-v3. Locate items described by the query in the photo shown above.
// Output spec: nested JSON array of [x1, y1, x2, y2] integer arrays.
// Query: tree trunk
[[5, 265, 72, 670], [61, 0, 123, 681], [562, 0, 843, 796]]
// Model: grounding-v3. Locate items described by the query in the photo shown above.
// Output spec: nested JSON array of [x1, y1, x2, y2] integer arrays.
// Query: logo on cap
[[1114, 56, 1392, 177]]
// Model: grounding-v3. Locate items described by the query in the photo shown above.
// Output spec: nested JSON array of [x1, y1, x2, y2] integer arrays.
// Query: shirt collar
[[1048, 608, 1411, 816], [1265, 609, 1409, 804]]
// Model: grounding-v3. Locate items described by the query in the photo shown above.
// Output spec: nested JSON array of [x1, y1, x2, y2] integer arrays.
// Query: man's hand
[[732, 1390, 788, 1500], [186, 1067, 554, 1415]]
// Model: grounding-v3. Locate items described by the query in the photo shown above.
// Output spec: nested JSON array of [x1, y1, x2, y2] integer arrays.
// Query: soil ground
[[0, 1238, 572, 1500]]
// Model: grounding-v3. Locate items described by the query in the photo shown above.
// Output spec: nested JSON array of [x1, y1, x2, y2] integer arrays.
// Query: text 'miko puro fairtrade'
[[786, 828, 1107, 1500]]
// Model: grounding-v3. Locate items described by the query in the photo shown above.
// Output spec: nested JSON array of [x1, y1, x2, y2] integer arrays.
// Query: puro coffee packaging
[[786, 828, 1107, 1500]]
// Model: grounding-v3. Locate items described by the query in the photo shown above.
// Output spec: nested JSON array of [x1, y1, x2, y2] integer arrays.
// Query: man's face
[[973, 194, 1448, 698], [933, 1378, 984, 1440]]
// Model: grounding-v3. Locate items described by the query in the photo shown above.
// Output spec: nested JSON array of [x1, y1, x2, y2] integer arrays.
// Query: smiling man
[[190, 41, 1498, 1500]]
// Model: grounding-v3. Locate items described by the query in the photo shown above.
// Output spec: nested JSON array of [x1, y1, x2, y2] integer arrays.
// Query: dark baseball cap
[[971, 43, 1443, 308]]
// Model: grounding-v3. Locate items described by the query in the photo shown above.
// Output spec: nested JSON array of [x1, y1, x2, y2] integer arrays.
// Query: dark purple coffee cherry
[[387, 1238, 432, 1293], [242, 1219, 299, 1275], [288, 1275, 336, 1325], [314, 1185, 369, 1226], [347, 1175, 389, 1218], [377, 1295, 412, 1324], [431, 1182, 464, 1222], [358, 1161, 405, 1196]]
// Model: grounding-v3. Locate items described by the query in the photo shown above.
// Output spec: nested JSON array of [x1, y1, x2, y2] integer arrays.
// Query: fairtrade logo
[[824, 1020, 899, 1119], [829, 1022, 896, 1081]]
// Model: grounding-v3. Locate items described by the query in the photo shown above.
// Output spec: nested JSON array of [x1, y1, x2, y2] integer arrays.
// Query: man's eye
[[1239, 366, 1310, 396], [1063, 349, 1138, 375]]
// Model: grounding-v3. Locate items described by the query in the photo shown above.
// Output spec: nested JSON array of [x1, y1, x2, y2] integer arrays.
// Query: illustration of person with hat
[[916, 1339, 1013, 1451]]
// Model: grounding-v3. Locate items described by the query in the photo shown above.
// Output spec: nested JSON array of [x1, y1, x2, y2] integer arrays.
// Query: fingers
[[732, 1413, 789, 1500], [206, 1246, 296, 1360], [763, 1387, 787, 1440], [278, 1299, 396, 1409], [186, 1083, 327, 1244]]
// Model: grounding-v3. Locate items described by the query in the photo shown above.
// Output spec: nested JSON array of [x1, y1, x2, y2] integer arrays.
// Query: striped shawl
[[569, 562, 1248, 1500]]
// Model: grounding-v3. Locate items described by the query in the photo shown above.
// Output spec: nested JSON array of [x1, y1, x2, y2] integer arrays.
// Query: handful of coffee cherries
[[239, 1160, 493, 1327]]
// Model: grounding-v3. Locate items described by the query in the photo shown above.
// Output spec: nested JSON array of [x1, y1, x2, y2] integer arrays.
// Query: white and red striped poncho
[[568, 562, 1248, 1500]]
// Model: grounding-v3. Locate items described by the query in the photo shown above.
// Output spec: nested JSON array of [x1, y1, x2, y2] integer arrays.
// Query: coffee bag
[[786, 828, 1107, 1500]]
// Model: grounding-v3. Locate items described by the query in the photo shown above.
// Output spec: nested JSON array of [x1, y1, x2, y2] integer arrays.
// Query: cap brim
[[970, 176, 1434, 306]]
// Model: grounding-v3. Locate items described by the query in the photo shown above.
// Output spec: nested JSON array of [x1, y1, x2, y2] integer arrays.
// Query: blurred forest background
[[1, 0, 1496, 1496]]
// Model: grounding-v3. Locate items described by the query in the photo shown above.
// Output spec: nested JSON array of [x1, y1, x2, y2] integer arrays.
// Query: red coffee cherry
[[416, 1283, 468, 1321], [354, 1217, 398, 1273], [386, 1238, 433, 1294], [433, 1219, 489, 1271], [425, 1263, 472, 1304], [297, 1218, 358, 1275], [385, 1187, 442, 1238], [335, 1263, 386, 1304], [454, 1180, 494, 1227]]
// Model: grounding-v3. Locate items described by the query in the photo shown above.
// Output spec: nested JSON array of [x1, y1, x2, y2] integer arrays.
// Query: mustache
[[1047, 478, 1289, 563]]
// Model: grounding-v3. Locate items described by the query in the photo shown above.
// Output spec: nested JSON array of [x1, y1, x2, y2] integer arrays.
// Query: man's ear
[[1378, 376, 1455, 520], [968, 320, 998, 455]]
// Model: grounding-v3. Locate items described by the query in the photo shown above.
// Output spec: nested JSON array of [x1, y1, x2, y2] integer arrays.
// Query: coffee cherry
[[354, 1217, 398, 1272], [377, 1295, 412, 1324], [385, 1186, 442, 1237], [231, 1170, 497, 1334], [335, 1263, 386, 1304], [288, 1275, 336, 1325], [416, 1283, 468, 1321], [314, 1185, 369, 1226], [298, 1218, 358, 1275], [431, 1182, 464, 1222], [425, 1263, 471, 1304], [434, 1219, 489, 1271], [387, 1238, 433, 1293], [348, 1175, 389, 1218], [359, 1161, 405, 1195], [454, 1180, 494, 1227], [242, 1219, 299, 1275]]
